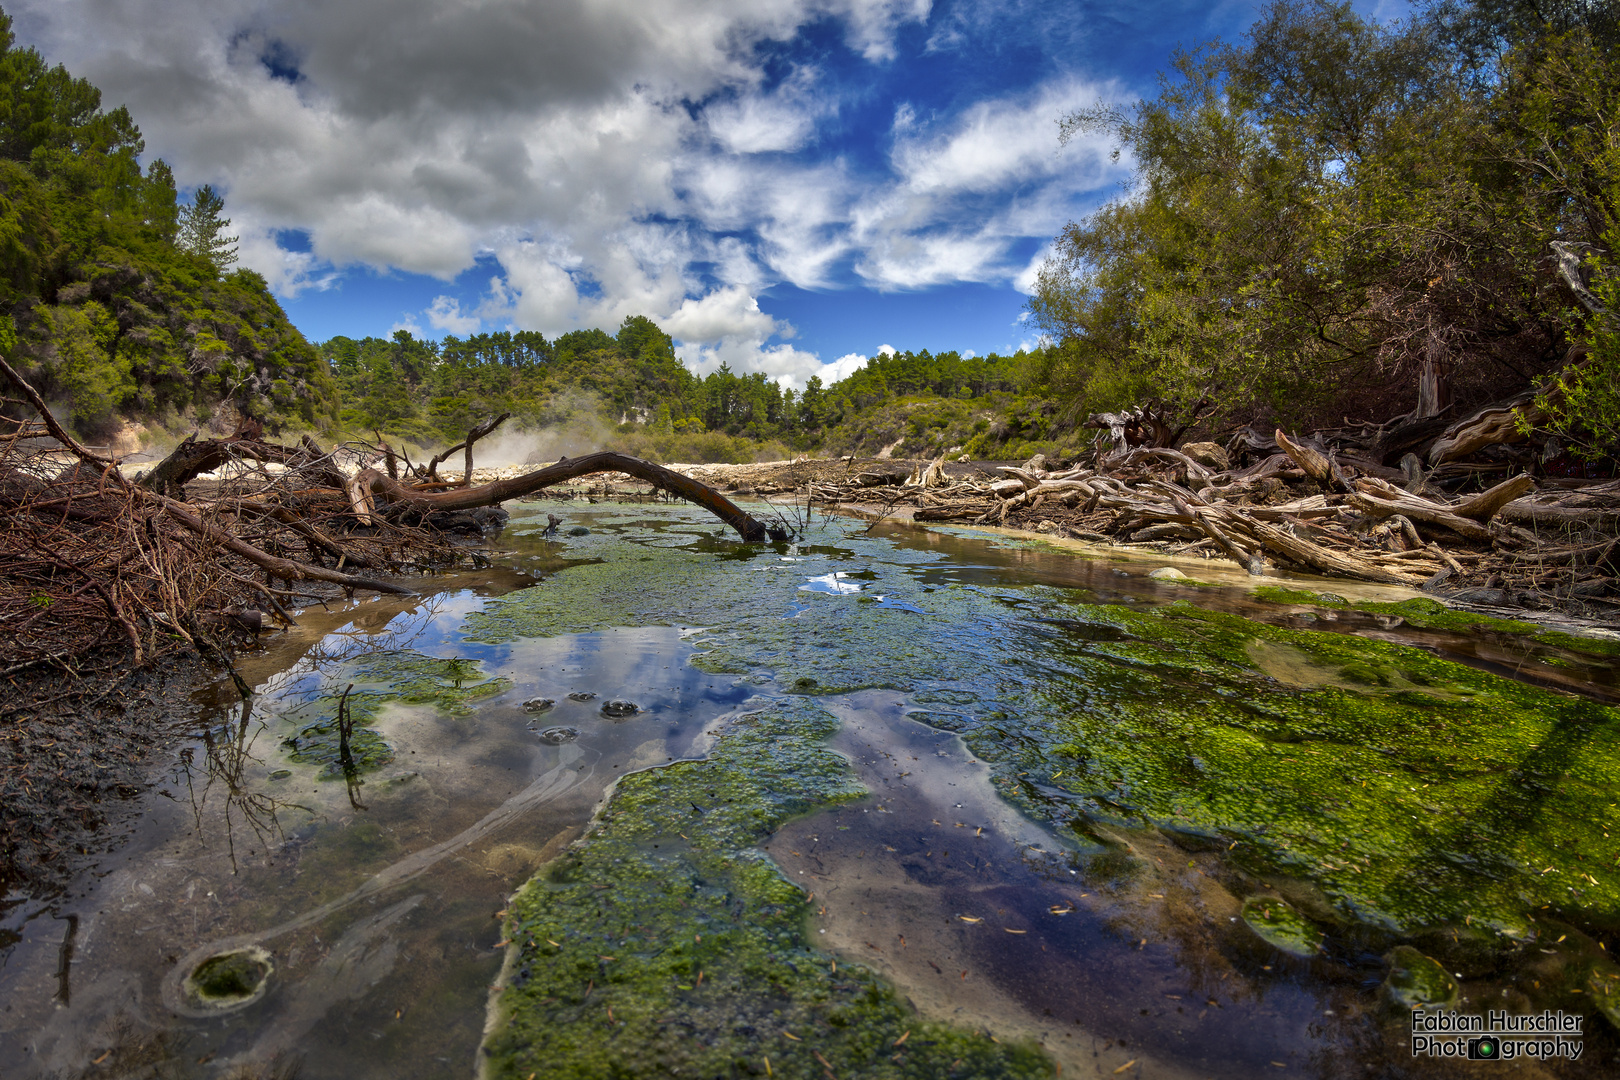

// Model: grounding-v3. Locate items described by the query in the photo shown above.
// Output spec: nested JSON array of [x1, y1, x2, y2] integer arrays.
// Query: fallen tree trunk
[[351, 450, 771, 541], [157, 499, 415, 596], [1426, 392, 1544, 466], [137, 432, 347, 495], [1247, 520, 1429, 586]]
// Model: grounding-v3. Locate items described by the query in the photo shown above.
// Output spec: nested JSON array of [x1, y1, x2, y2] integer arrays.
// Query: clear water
[[1, 500, 1616, 1078]]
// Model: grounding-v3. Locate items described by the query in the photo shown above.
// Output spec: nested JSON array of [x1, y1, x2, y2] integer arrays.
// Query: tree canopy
[[177, 184, 238, 270], [1030, 0, 1620, 457]]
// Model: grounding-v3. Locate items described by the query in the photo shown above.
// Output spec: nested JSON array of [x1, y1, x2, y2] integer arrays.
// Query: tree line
[[317, 319, 1027, 449]]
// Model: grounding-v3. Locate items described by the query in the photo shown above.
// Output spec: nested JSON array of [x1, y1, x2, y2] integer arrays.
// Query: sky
[[13, 0, 1407, 388]]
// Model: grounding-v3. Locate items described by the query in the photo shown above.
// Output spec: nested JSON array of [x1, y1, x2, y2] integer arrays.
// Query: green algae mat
[[463, 504, 1620, 1076]]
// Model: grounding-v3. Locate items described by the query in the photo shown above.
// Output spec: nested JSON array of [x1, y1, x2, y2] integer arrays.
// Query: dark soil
[[0, 648, 211, 899]]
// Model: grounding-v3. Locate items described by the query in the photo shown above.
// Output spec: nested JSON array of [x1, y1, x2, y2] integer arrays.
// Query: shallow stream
[[4, 501, 1620, 1078]]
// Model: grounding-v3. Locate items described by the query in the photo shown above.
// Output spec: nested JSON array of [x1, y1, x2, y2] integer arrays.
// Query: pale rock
[[1181, 442, 1230, 471]]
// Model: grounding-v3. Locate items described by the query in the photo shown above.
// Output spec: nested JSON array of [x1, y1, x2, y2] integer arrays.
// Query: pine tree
[[177, 184, 238, 270]]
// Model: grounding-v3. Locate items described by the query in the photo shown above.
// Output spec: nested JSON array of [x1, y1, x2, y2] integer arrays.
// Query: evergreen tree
[[177, 183, 238, 269]]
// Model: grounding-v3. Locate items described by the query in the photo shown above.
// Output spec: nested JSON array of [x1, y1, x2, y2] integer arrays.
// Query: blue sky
[[18, 0, 1407, 386]]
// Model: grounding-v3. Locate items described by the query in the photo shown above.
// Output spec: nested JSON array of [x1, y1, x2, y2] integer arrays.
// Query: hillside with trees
[[3, 0, 1613, 477], [316, 323, 1036, 463], [0, 10, 335, 445]]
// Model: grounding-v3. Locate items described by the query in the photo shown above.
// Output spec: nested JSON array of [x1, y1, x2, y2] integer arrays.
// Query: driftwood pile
[[813, 426, 1618, 614], [0, 360, 772, 676]]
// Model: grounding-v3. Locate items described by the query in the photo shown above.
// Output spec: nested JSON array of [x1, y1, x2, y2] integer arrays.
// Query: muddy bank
[[1, 651, 210, 899]]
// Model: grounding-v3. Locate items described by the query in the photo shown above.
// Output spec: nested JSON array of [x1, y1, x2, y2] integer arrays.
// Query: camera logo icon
[[1467, 1036, 1501, 1060]]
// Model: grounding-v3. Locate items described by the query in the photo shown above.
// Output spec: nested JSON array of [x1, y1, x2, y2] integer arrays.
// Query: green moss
[[285, 724, 394, 779], [343, 651, 513, 715], [1255, 589, 1620, 659], [273, 650, 510, 780], [468, 506, 1619, 1008], [1020, 601, 1620, 934], [1253, 585, 1349, 607], [1240, 896, 1323, 956], [184, 947, 272, 1007], [486, 698, 1053, 1079], [466, 510, 1010, 698]]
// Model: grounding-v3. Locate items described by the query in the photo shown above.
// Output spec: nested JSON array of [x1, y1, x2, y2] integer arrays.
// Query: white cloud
[[706, 66, 828, 154], [661, 286, 785, 344], [389, 314, 424, 338], [849, 76, 1128, 290], [877, 344, 897, 356], [425, 295, 482, 335], [828, 0, 934, 62], [12, 0, 1120, 377], [1013, 244, 1055, 295]]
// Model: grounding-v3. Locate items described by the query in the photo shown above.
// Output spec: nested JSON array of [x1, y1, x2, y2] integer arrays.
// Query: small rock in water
[[268, 769, 292, 780], [522, 697, 556, 713], [535, 726, 580, 745], [1240, 895, 1322, 957], [1382, 945, 1459, 1010], [566, 526, 590, 536], [600, 700, 640, 718], [567, 691, 598, 702], [1148, 567, 1188, 581]]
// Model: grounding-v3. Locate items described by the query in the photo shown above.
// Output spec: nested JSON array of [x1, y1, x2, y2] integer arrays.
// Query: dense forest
[[1030, 0, 1619, 462]]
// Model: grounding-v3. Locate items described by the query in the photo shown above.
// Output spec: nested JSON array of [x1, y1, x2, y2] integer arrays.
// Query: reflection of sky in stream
[[1, 500, 1616, 1079], [0, 573, 754, 1078], [776, 693, 1344, 1079]]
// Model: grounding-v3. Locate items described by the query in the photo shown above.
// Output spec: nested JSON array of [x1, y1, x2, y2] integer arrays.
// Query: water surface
[[2, 501, 1617, 1078]]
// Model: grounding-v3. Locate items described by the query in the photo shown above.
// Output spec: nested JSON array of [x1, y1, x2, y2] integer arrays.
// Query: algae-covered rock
[[1382, 946, 1458, 1010], [1029, 600, 1620, 934], [1241, 896, 1323, 956], [485, 697, 1055, 1079], [183, 946, 272, 1010]]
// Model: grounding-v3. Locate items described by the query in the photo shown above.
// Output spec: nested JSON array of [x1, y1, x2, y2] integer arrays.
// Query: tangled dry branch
[[1, 355, 775, 675]]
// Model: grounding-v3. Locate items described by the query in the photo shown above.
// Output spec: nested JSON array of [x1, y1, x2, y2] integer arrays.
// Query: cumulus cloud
[[850, 76, 1127, 289], [12, 0, 1123, 376], [426, 295, 482, 335]]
